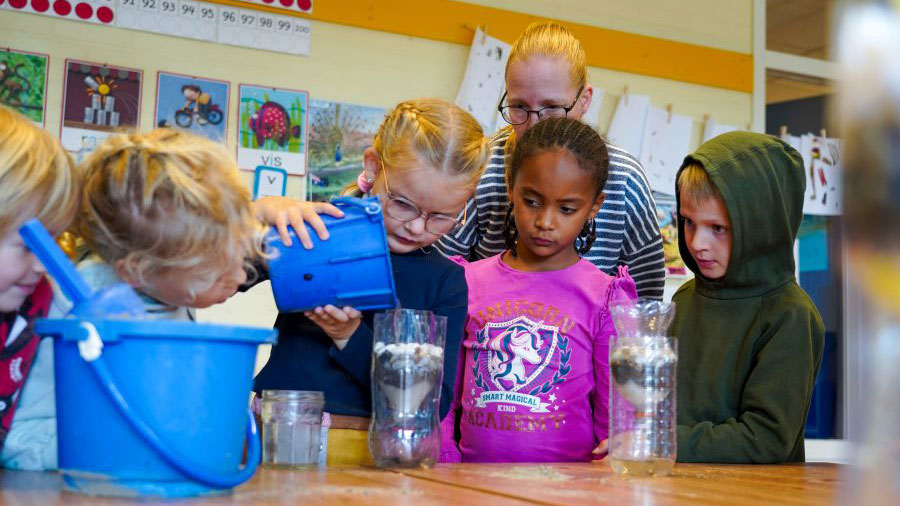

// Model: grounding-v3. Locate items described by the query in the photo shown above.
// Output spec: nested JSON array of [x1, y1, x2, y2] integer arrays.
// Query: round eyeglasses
[[379, 163, 465, 235], [497, 86, 584, 125]]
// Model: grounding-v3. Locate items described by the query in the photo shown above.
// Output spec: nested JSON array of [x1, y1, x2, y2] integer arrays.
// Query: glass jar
[[369, 309, 447, 468], [609, 299, 678, 476], [261, 390, 324, 468]]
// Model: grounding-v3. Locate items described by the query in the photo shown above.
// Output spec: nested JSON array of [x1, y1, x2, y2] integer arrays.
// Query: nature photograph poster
[[307, 99, 386, 201]]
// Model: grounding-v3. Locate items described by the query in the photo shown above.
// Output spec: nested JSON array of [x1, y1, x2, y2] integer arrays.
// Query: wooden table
[[0, 462, 844, 505]]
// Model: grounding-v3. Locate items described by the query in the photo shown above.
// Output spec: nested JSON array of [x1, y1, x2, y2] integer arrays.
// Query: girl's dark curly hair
[[503, 117, 609, 256]]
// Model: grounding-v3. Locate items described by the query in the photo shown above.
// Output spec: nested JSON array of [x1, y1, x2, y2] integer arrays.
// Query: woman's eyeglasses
[[497, 86, 584, 125]]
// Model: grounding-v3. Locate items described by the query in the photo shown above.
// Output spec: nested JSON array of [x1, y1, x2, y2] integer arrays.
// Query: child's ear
[[362, 147, 381, 185], [591, 192, 606, 216], [113, 259, 142, 288]]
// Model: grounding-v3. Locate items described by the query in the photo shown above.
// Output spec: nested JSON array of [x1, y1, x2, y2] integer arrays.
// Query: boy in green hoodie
[[672, 131, 825, 463]]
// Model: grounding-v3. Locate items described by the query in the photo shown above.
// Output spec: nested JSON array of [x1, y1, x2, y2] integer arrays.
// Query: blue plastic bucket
[[35, 318, 277, 498], [266, 196, 398, 312]]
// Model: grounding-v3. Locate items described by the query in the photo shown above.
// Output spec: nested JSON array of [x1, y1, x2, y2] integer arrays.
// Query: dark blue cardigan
[[253, 248, 466, 419]]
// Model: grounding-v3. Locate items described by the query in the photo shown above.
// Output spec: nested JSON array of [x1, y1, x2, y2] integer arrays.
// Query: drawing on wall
[[606, 93, 650, 159], [795, 134, 842, 216], [237, 84, 308, 175], [60, 59, 143, 161], [455, 27, 511, 134], [307, 99, 386, 202], [0, 48, 48, 125], [155, 71, 229, 143], [639, 106, 693, 195], [656, 198, 688, 276]]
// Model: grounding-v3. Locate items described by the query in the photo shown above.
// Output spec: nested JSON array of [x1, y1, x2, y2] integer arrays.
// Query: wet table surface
[[0, 462, 844, 505]]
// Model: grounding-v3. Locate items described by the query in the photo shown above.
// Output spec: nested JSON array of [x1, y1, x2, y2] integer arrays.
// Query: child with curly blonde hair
[[72, 128, 265, 315], [4, 128, 266, 470]]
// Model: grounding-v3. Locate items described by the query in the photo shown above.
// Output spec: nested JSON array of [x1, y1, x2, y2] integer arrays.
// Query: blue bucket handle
[[80, 322, 260, 489]]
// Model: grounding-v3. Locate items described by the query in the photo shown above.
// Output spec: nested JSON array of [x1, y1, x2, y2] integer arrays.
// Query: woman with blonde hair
[[436, 21, 666, 300]]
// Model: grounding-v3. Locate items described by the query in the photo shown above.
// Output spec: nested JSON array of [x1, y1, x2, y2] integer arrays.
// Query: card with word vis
[[237, 84, 308, 175]]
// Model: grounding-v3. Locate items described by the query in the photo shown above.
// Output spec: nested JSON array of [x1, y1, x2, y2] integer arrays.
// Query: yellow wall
[[0, 1, 752, 202], [0, 2, 750, 346], [465, 0, 752, 53]]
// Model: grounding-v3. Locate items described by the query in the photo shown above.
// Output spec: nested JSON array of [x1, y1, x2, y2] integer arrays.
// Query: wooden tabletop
[[0, 462, 844, 505]]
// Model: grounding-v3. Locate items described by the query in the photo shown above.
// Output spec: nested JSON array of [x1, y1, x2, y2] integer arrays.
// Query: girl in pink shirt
[[443, 118, 637, 462]]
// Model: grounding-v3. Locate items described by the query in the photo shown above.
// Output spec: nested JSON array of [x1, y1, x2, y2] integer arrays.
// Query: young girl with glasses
[[440, 117, 636, 463], [435, 21, 666, 301], [252, 98, 489, 465]]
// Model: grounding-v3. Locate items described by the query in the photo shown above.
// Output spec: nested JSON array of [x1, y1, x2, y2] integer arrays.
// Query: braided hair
[[503, 117, 608, 256], [343, 98, 489, 196]]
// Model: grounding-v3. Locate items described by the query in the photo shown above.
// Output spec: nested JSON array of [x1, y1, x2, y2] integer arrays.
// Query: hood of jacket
[[676, 131, 806, 299]]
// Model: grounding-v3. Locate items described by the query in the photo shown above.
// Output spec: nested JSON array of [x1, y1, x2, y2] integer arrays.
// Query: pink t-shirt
[[451, 254, 636, 463]]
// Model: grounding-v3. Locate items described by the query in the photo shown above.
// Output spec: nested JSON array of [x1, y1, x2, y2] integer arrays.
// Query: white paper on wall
[[581, 88, 605, 129], [606, 93, 650, 158], [639, 107, 693, 195], [455, 27, 511, 133], [798, 134, 842, 215], [702, 118, 739, 143]]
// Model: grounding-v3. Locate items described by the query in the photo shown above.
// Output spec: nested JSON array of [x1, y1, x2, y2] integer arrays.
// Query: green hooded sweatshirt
[[672, 132, 825, 463]]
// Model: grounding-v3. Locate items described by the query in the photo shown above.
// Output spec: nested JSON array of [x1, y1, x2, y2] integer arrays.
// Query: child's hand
[[592, 439, 608, 460], [305, 305, 362, 347], [252, 196, 344, 249]]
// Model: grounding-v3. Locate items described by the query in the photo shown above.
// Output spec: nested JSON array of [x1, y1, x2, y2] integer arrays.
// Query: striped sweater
[[436, 129, 666, 300]]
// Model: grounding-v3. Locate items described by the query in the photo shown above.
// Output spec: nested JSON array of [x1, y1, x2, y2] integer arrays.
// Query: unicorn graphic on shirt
[[475, 315, 559, 392], [486, 320, 544, 388]]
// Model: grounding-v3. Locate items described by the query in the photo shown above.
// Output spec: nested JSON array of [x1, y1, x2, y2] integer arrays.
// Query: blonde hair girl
[[252, 97, 489, 466], [435, 20, 667, 301]]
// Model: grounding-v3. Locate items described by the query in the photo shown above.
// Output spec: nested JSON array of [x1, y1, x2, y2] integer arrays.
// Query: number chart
[[1, 0, 312, 56], [217, 3, 309, 55]]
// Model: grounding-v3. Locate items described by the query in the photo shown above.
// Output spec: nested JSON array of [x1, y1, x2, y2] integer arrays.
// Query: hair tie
[[357, 171, 374, 193]]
